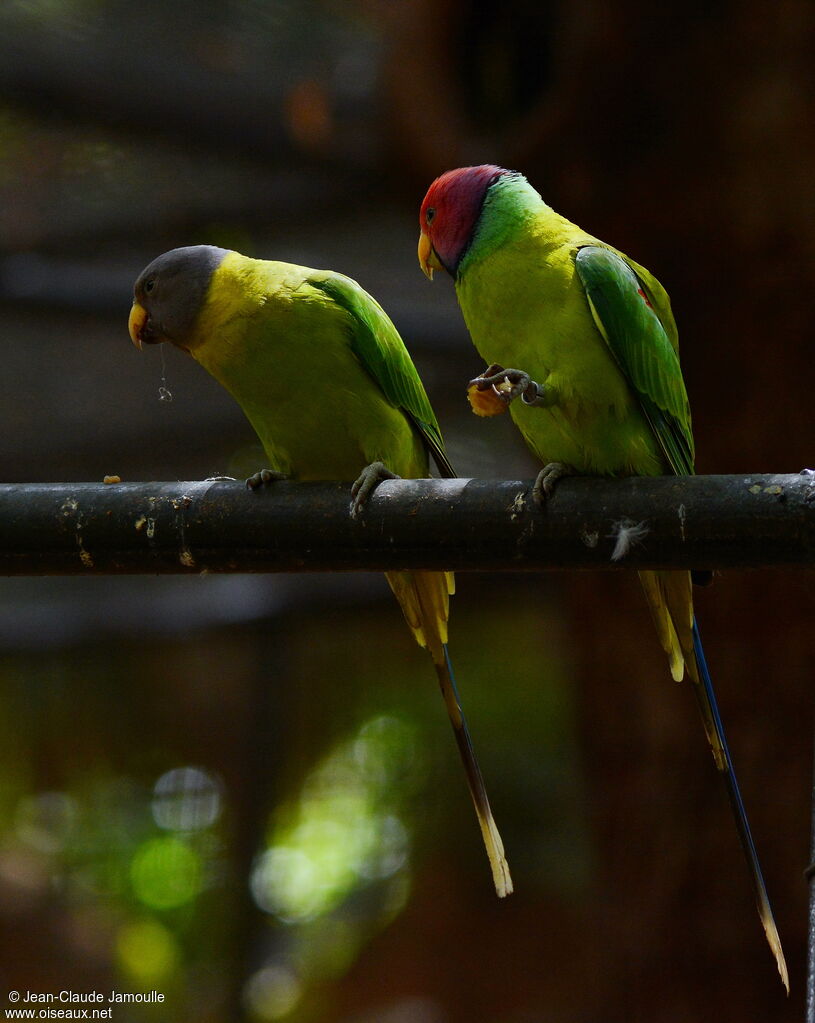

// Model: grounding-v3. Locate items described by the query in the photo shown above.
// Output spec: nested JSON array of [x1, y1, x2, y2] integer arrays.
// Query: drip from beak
[[418, 231, 442, 280], [128, 302, 148, 350]]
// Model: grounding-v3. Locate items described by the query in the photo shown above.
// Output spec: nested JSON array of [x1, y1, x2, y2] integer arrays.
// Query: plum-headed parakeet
[[417, 166, 786, 986], [128, 245, 512, 897]]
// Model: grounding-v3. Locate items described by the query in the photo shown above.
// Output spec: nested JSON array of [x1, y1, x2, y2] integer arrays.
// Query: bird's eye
[[425, 208, 436, 225], [144, 278, 156, 293]]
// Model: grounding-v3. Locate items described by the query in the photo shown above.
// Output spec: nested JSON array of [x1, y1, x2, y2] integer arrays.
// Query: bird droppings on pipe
[[58, 497, 94, 567], [510, 492, 526, 519], [74, 516, 93, 568]]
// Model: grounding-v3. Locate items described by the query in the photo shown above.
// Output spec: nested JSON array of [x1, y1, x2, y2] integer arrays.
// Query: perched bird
[[417, 166, 786, 987], [128, 245, 512, 897]]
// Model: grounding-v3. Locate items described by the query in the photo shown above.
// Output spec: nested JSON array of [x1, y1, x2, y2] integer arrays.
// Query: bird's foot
[[469, 364, 547, 407], [532, 462, 570, 505], [246, 468, 289, 490], [350, 461, 400, 518]]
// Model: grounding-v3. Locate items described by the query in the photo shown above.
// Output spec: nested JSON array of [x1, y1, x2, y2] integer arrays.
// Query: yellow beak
[[418, 231, 442, 280], [128, 302, 147, 350]]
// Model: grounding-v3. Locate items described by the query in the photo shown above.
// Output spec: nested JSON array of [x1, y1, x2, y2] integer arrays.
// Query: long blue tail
[[692, 619, 788, 991]]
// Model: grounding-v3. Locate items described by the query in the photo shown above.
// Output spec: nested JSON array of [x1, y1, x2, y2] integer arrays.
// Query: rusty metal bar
[[0, 473, 813, 576]]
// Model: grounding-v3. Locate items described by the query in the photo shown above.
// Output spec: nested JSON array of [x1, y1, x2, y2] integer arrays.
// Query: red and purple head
[[418, 165, 510, 278]]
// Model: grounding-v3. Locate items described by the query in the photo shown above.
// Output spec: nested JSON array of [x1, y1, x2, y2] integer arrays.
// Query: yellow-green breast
[[187, 252, 429, 481], [456, 209, 664, 476]]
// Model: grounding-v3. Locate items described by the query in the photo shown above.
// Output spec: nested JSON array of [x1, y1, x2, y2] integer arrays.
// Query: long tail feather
[[436, 645, 513, 897], [691, 619, 788, 993], [385, 568, 512, 897]]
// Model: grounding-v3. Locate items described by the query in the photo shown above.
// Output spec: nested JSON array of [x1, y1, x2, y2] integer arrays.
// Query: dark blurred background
[[0, 1, 813, 1020]]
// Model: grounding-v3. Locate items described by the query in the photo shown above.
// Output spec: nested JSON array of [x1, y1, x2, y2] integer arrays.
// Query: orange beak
[[128, 302, 147, 350], [418, 230, 443, 280]]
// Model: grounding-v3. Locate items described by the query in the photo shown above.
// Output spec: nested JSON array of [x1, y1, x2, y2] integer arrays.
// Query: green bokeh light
[[250, 714, 415, 925], [130, 835, 202, 911]]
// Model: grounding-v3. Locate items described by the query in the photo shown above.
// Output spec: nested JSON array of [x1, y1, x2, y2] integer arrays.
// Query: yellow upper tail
[[385, 569, 455, 666]]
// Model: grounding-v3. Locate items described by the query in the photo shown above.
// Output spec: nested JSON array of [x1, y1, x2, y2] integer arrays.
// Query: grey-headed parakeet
[[129, 245, 512, 897]]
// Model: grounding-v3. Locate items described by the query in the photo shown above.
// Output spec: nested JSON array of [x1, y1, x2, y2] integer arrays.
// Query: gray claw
[[246, 468, 289, 490], [470, 366, 545, 406], [532, 462, 570, 505], [350, 461, 400, 518], [520, 382, 548, 406]]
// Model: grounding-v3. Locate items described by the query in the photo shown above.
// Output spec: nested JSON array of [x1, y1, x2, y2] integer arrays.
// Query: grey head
[[129, 245, 229, 350]]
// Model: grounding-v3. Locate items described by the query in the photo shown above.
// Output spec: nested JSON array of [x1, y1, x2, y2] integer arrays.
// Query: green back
[[575, 246, 695, 475], [309, 273, 455, 478]]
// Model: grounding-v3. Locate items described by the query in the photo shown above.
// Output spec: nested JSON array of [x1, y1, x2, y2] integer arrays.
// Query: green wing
[[309, 273, 455, 478], [575, 245, 694, 475]]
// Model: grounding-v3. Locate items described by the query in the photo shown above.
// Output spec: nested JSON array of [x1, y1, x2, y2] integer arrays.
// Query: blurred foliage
[[0, 585, 582, 1021]]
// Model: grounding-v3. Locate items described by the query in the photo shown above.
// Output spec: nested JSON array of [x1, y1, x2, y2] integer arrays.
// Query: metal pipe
[[0, 473, 812, 575]]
